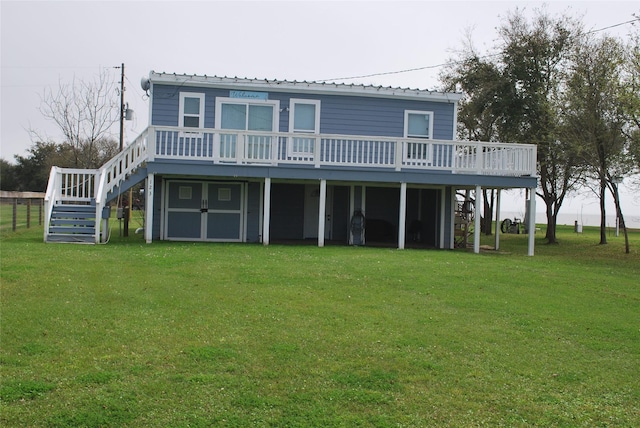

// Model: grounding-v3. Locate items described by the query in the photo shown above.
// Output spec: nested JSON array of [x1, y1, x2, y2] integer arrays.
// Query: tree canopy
[[440, 7, 639, 249]]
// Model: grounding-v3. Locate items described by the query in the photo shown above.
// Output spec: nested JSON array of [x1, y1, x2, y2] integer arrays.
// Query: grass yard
[[1, 223, 639, 427], [0, 201, 44, 233]]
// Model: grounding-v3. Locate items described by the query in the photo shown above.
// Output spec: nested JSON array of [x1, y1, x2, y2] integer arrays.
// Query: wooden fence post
[[27, 199, 31, 228], [1, 191, 46, 232], [12, 198, 17, 231]]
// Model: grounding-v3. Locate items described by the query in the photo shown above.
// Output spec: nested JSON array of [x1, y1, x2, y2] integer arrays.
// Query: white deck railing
[[44, 126, 536, 243], [94, 131, 149, 206], [149, 126, 537, 177]]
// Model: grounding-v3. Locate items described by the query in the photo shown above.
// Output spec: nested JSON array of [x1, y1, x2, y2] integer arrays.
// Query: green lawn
[[0, 201, 44, 233], [1, 224, 639, 427]]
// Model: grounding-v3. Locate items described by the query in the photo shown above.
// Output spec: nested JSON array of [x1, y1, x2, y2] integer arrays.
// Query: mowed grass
[[1, 223, 639, 427]]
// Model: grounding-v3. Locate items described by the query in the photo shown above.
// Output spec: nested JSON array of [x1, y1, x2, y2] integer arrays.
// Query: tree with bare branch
[[30, 68, 119, 168]]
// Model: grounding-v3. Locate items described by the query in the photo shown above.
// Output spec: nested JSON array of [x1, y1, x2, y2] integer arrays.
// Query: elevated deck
[[44, 126, 537, 244]]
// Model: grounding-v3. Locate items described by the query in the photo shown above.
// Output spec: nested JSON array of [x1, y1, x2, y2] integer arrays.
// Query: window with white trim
[[215, 98, 279, 132], [214, 97, 280, 161], [404, 110, 433, 139], [289, 99, 320, 156], [179, 93, 205, 128], [404, 110, 434, 162]]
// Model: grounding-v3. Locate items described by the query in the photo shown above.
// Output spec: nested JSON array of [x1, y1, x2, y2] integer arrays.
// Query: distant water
[[500, 211, 640, 230]]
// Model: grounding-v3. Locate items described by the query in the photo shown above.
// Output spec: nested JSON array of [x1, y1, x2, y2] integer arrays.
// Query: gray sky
[[1, 0, 639, 223]]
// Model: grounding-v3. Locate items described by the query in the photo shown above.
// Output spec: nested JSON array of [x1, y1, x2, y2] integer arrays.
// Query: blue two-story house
[[44, 71, 538, 254]]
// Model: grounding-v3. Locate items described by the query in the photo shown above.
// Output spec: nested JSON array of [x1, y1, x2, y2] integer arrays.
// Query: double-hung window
[[404, 110, 434, 162], [179, 93, 205, 128], [288, 99, 320, 156]]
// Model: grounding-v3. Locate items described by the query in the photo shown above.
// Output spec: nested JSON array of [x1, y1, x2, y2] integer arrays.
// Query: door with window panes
[[404, 110, 434, 167], [288, 99, 320, 160], [215, 98, 279, 162], [165, 180, 244, 241]]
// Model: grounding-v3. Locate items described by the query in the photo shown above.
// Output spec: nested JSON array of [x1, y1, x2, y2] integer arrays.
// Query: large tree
[[498, 9, 584, 244], [6, 138, 118, 193], [623, 24, 640, 179], [30, 68, 119, 169], [440, 8, 583, 243], [562, 35, 630, 247], [11, 142, 63, 192], [441, 48, 511, 235], [0, 159, 18, 191]]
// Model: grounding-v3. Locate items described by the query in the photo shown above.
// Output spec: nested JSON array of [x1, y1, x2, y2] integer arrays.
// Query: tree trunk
[[599, 178, 607, 245], [482, 189, 494, 235], [612, 183, 630, 254], [544, 199, 558, 244], [621, 212, 630, 254]]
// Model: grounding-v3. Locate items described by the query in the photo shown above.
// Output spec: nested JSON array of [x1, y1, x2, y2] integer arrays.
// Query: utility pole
[[115, 63, 130, 236], [119, 63, 125, 152]]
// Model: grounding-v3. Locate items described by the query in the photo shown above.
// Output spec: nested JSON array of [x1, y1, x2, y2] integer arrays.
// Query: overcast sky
[[1, 0, 639, 223]]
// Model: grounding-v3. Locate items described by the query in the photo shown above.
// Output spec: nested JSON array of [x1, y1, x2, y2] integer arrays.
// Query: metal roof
[[148, 71, 463, 103]]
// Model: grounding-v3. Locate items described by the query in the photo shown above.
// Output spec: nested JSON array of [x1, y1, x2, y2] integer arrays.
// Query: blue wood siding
[[151, 84, 456, 140]]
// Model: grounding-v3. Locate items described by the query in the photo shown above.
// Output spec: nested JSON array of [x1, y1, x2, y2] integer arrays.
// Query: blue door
[[165, 180, 244, 241]]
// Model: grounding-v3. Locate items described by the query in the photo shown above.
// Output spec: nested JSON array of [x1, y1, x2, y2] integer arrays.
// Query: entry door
[[165, 181, 244, 241], [204, 183, 243, 241]]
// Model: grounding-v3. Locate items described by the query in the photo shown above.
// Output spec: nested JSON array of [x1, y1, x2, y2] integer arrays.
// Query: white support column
[[398, 182, 407, 249], [101, 217, 109, 243], [495, 189, 501, 251], [360, 186, 367, 246], [439, 188, 445, 249], [527, 189, 536, 256], [263, 177, 271, 246], [449, 187, 456, 250], [474, 185, 481, 254], [318, 179, 326, 247], [144, 173, 154, 244]]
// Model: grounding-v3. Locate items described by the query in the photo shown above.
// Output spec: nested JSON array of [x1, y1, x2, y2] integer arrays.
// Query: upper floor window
[[215, 98, 279, 132], [404, 110, 434, 139], [179, 93, 205, 128], [289, 99, 321, 134], [288, 99, 320, 156]]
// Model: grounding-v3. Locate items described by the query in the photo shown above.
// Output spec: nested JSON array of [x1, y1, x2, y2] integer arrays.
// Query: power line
[[585, 17, 639, 35], [320, 16, 640, 83]]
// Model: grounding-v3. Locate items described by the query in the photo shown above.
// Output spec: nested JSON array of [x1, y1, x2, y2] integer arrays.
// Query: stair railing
[[43, 167, 99, 241], [94, 128, 149, 242], [43, 166, 60, 242]]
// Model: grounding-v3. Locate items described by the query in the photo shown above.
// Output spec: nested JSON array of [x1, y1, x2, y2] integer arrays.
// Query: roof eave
[[148, 71, 463, 103]]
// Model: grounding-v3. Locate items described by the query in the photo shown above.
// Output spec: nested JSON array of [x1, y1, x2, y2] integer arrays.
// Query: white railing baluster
[[146, 126, 536, 176]]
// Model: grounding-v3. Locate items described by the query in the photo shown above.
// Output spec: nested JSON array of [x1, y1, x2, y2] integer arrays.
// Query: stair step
[[51, 210, 96, 219], [46, 234, 95, 244], [53, 204, 95, 212], [49, 226, 96, 235], [50, 219, 96, 227]]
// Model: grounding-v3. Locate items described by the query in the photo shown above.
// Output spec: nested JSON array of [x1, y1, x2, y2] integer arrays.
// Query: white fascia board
[[148, 71, 463, 103]]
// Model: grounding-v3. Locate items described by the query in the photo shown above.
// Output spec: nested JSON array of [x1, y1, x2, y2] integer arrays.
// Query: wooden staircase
[[46, 203, 97, 243], [43, 128, 149, 244]]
